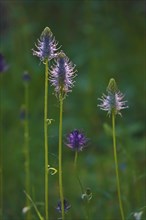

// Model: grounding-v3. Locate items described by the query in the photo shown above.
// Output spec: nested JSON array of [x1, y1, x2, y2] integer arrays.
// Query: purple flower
[[22, 71, 31, 82], [32, 27, 59, 62], [56, 199, 71, 213], [98, 78, 128, 116], [66, 129, 88, 151], [0, 53, 8, 73], [50, 51, 77, 98]]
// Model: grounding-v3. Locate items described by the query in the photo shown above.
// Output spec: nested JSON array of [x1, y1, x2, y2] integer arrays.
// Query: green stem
[[0, 75, 3, 219], [74, 151, 84, 194], [112, 112, 125, 220], [58, 96, 64, 220], [0, 163, 2, 220], [44, 60, 49, 220], [74, 151, 90, 220], [24, 191, 44, 220], [24, 82, 31, 220]]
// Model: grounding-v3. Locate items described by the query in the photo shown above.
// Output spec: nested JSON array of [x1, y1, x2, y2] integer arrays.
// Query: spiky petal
[[98, 78, 128, 116], [50, 51, 77, 98], [66, 129, 88, 151], [32, 27, 59, 62]]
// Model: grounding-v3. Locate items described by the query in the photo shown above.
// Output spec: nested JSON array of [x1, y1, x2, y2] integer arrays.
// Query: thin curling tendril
[[48, 165, 58, 175], [46, 118, 54, 125]]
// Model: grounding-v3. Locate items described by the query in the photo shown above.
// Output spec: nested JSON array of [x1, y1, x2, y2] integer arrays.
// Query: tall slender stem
[[0, 151, 2, 220], [24, 82, 31, 220], [112, 112, 125, 220], [0, 75, 3, 220], [74, 151, 84, 194], [58, 96, 64, 220], [74, 151, 90, 220], [44, 60, 49, 220]]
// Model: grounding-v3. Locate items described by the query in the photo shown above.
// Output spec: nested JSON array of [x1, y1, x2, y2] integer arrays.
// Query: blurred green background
[[0, 0, 145, 220]]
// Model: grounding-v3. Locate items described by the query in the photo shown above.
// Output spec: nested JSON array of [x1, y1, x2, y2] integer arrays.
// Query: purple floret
[[66, 129, 88, 151]]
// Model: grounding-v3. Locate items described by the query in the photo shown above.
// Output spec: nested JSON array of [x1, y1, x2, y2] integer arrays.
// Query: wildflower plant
[[66, 129, 88, 194], [50, 51, 76, 220], [98, 78, 128, 220], [66, 129, 90, 219], [32, 27, 60, 220]]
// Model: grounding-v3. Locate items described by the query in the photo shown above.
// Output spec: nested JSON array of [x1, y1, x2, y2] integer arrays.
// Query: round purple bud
[[22, 71, 31, 82], [66, 129, 88, 151]]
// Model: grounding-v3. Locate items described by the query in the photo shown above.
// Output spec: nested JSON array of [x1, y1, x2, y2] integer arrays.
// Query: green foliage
[[0, 0, 145, 219]]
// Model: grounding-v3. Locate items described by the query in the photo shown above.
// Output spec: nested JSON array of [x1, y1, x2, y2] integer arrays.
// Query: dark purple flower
[[50, 51, 77, 98], [0, 53, 8, 73], [32, 27, 59, 62], [22, 71, 31, 82], [98, 78, 128, 116], [56, 199, 71, 213], [66, 129, 88, 151]]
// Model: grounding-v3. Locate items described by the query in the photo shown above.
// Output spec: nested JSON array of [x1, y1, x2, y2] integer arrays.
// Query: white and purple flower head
[[66, 129, 88, 151], [32, 27, 59, 62], [56, 199, 71, 213], [50, 51, 77, 98], [98, 78, 128, 116]]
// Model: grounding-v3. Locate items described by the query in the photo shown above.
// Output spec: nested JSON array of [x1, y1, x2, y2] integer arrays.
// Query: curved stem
[[24, 191, 44, 220], [44, 60, 49, 220], [58, 96, 64, 220], [24, 82, 31, 220], [112, 112, 125, 220]]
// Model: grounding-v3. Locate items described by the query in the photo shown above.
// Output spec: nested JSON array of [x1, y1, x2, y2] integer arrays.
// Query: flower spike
[[32, 27, 60, 62], [98, 78, 128, 116], [50, 51, 77, 98]]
